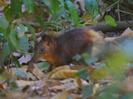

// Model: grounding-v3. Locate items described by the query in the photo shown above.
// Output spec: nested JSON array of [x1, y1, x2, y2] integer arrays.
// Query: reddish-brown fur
[[35, 28, 104, 66]]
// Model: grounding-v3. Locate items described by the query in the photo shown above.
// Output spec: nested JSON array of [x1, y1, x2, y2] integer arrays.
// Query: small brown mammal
[[35, 28, 106, 66]]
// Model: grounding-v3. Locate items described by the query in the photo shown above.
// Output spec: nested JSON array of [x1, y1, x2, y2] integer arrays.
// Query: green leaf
[[97, 92, 116, 99], [36, 62, 50, 71], [85, 0, 99, 18], [0, 75, 7, 80], [0, 33, 4, 41], [41, 0, 51, 9], [65, 0, 81, 27], [81, 52, 90, 64], [12, 68, 29, 79], [82, 85, 93, 99], [90, 68, 109, 80], [27, 25, 36, 47], [9, 81, 18, 91], [121, 93, 133, 99], [42, 0, 60, 14], [3, 42, 11, 57], [9, 31, 20, 50], [11, 0, 22, 18], [23, 0, 34, 13], [82, 52, 90, 60], [105, 52, 127, 79], [50, 0, 60, 14], [17, 24, 28, 33], [9, 25, 29, 52], [12, 57, 21, 67], [0, 15, 9, 30], [19, 36, 30, 52], [4, 5, 13, 22], [105, 15, 117, 27], [72, 54, 81, 61], [16, 24, 28, 38], [42, 0, 63, 22], [96, 82, 120, 99], [76, 69, 89, 80]]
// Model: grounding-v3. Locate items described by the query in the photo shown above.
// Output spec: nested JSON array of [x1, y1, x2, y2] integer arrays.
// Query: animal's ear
[[34, 34, 49, 52], [36, 34, 50, 44], [35, 33, 46, 44], [36, 37, 42, 43]]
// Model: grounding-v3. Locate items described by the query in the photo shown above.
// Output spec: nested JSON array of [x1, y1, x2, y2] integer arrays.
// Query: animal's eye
[[37, 45, 45, 53], [40, 47, 45, 52]]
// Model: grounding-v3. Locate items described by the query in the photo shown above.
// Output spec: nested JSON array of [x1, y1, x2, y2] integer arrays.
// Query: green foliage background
[[0, 0, 132, 98]]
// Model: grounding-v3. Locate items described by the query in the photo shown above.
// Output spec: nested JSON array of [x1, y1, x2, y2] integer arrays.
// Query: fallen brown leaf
[[122, 76, 133, 92], [51, 91, 70, 99], [49, 65, 77, 79], [30, 64, 45, 80]]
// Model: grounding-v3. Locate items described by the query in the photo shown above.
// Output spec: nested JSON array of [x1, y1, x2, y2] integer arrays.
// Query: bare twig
[[117, 3, 121, 21], [105, 0, 121, 11], [117, 9, 133, 16], [84, 20, 133, 32]]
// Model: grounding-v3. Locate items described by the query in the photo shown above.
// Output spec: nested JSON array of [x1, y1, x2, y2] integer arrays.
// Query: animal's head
[[34, 34, 59, 64]]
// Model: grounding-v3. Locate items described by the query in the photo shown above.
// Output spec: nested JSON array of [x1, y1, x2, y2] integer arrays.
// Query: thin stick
[[117, 3, 121, 21]]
